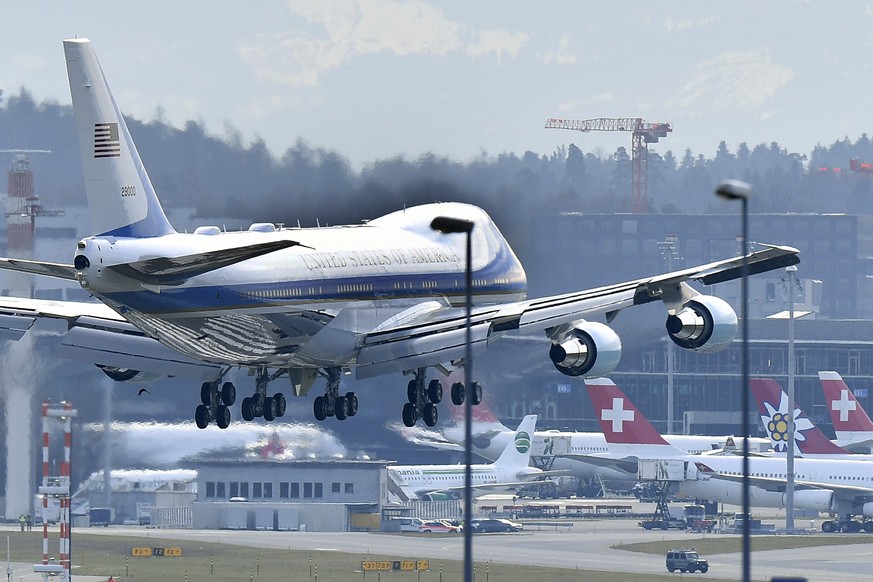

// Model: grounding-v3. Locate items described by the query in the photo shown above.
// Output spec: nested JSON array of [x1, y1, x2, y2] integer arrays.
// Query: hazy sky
[[4, 1, 873, 168]]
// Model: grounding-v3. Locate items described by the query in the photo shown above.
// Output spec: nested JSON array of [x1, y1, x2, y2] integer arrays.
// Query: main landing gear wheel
[[335, 395, 349, 421], [221, 382, 236, 406], [345, 392, 358, 416], [195, 404, 210, 429], [314, 395, 327, 421], [195, 380, 236, 429], [422, 403, 438, 427], [274, 393, 287, 417], [241, 397, 255, 421], [450, 381, 483, 406], [428, 379, 443, 403], [451, 382, 465, 405], [263, 396, 278, 422], [215, 405, 231, 429], [402, 402, 417, 427]]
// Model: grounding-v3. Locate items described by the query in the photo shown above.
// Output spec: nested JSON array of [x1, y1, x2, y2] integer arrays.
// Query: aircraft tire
[[200, 382, 212, 405], [221, 382, 236, 406], [471, 381, 483, 405], [263, 396, 277, 421], [345, 392, 358, 416], [423, 403, 438, 427], [402, 403, 417, 427], [194, 404, 210, 429], [314, 396, 327, 421], [274, 393, 286, 417], [428, 379, 443, 403], [241, 397, 255, 421], [335, 395, 349, 420], [451, 382, 465, 405], [216, 405, 231, 429], [407, 380, 419, 404]]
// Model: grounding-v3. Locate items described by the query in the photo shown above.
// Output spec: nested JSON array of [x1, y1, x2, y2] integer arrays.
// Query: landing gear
[[194, 377, 238, 430], [193, 368, 287, 429], [310, 367, 358, 423], [400, 369, 480, 428]]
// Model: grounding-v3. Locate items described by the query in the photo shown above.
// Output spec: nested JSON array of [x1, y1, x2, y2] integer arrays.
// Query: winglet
[[64, 38, 175, 238]]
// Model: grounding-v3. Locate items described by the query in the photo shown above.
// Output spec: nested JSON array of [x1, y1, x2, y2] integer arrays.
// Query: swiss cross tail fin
[[819, 371, 873, 432]]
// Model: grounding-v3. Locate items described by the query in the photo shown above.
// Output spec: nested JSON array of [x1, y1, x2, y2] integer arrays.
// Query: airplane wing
[[355, 243, 799, 378], [558, 454, 640, 476]]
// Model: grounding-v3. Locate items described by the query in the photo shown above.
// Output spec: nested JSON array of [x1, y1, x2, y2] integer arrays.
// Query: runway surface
[[78, 516, 873, 581]]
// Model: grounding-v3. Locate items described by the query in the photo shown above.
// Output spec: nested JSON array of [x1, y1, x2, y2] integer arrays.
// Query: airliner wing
[[558, 454, 640, 476], [355, 243, 799, 378], [0, 296, 221, 380]]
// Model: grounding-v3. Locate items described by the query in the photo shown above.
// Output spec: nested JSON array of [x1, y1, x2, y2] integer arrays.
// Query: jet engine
[[862, 501, 873, 518], [666, 295, 737, 353], [97, 365, 163, 384], [549, 321, 621, 378], [789, 489, 834, 513]]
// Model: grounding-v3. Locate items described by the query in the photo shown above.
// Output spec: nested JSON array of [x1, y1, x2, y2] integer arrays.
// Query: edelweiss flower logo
[[761, 392, 814, 452], [514, 431, 531, 453]]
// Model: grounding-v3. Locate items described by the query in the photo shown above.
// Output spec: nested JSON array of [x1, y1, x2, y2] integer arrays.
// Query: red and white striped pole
[[41, 401, 49, 567], [60, 401, 72, 580]]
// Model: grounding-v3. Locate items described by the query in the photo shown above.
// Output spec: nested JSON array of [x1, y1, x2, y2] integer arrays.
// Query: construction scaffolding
[[34, 401, 77, 582]]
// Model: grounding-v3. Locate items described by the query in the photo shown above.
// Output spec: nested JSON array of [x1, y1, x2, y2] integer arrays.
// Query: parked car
[[419, 520, 462, 533], [469, 518, 523, 533]]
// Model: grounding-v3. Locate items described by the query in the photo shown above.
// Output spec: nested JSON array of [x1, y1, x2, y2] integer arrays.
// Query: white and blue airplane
[[388, 415, 548, 501], [0, 38, 799, 430]]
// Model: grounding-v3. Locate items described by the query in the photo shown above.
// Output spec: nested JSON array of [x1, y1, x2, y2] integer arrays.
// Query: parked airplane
[[387, 415, 552, 501], [819, 371, 873, 453], [582, 378, 873, 533], [750, 377, 873, 458], [0, 38, 799, 430], [413, 395, 770, 491]]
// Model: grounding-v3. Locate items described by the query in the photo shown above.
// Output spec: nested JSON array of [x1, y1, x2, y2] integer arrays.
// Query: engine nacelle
[[549, 321, 621, 378], [666, 295, 737, 353], [789, 489, 834, 513], [863, 502, 873, 518], [97, 365, 163, 384]]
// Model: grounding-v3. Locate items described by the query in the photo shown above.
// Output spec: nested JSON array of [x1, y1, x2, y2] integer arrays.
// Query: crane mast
[[545, 117, 671, 213]]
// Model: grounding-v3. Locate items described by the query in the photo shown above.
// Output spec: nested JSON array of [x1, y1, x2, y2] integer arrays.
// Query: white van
[[396, 517, 425, 532]]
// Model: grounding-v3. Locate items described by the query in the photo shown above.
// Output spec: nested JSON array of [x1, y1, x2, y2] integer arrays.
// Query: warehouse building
[[188, 459, 388, 532]]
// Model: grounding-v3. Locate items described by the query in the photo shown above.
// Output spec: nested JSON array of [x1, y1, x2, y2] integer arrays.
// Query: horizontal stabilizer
[[108, 240, 306, 285], [0, 258, 78, 281]]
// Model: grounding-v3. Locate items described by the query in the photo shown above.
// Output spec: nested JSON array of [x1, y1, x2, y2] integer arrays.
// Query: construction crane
[[545, 117, 671, 213], [0, 149, 63, 256]]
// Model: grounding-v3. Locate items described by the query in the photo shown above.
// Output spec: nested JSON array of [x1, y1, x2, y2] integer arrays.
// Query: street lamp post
[[786, 264, 797, 531], [430, 215, 474, 582], [715, 179, 751, 582]]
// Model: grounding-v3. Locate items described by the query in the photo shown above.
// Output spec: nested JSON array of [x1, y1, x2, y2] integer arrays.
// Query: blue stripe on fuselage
[[102, 254, 526, 315]]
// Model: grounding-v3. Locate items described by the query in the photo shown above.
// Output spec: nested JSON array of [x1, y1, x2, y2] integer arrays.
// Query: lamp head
[[716, 179, 751, 201], [431, 216, 474, 234]]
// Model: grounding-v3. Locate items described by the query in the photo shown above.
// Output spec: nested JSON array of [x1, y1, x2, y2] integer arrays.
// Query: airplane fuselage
[[74, 203, 527, 367]]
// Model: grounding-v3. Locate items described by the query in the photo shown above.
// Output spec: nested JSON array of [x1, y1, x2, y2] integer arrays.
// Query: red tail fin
[[584, 378, 669, 445], [751, 378, 848, 454], [819, 371, 873, 432]]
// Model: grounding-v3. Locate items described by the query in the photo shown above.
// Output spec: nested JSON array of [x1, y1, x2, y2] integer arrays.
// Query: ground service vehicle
[[666, 549, 709, 573]]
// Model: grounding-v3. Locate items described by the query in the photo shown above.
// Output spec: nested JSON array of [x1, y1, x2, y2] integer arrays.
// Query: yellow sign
[[130, 547, 152, 557], [130, 547, 183, 557], [361, 560, 428, 572]]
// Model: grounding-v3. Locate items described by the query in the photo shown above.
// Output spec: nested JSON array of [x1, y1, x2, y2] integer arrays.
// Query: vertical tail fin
[[64, 38, 174, 238], [819, 371, 873, 432], [493, 414, 536, 468], [584, 378, 669, 445], [750, 378, 848, 455]]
